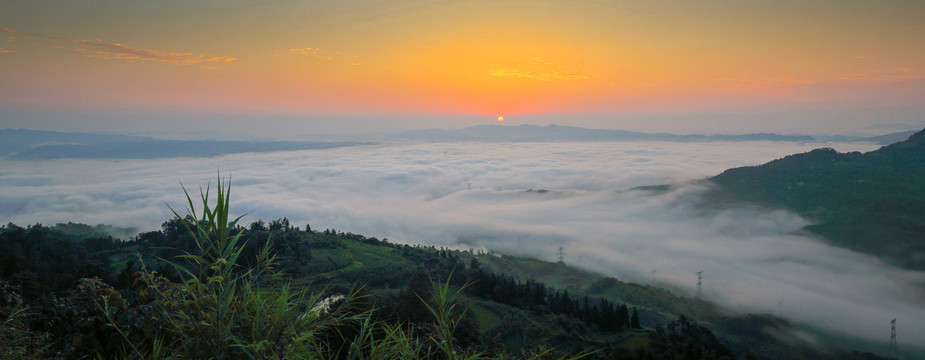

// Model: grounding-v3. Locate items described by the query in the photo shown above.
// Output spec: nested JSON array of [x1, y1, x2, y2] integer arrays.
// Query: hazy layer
[[2, 140, 921, 345]]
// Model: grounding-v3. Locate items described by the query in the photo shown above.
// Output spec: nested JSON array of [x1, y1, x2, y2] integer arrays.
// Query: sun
[[497, 115, 504, 122]]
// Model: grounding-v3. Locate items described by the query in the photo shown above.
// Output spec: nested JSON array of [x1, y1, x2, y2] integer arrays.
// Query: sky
[[3, 2, 925, 353], [4, 140, 925, 349], [1, 0, 924, 136]]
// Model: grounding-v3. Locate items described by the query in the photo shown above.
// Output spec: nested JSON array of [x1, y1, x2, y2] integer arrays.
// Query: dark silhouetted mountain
[[390, 124, 817, 142], [710, 128, 925, 270]]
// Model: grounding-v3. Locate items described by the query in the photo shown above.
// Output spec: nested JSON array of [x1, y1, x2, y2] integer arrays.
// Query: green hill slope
[[1, 219, 903, 359], [709, 128, 925, 270]]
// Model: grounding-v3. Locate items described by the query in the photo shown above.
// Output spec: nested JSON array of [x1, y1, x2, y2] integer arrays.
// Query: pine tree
[[631, 307, 641, 329]]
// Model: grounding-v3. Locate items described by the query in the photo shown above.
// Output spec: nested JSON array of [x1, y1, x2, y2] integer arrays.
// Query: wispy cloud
[[288, 47, 335, 61], [0, 28, 236, 69], [490, 58, 590, 81], [289, 47, 320, 56], [69, 40, 236, 68], [0, 28, 17, 43], [0, 48, 14, 53], [490, 69, 590, 81], [841, 67, 922, 83], [286, 47, 362, 66]]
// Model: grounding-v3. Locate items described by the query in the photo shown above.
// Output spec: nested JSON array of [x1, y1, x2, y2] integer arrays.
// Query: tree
[[631, 307, 641, 329]]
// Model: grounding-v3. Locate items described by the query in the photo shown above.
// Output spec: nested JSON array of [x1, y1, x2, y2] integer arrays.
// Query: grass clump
[[77, 176, 357, 359], [0, 281, 52, 359], [55, 175, 593, 359]]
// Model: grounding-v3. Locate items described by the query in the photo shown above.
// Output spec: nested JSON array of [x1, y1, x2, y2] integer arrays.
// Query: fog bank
[[2, 140, 922, 346]]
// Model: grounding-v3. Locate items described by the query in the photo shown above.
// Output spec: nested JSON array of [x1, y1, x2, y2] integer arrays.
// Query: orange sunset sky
[[1, 0, 923, 136]]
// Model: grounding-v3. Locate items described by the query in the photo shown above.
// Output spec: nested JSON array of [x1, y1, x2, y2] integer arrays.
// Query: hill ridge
[[709, 128, 925, 270]]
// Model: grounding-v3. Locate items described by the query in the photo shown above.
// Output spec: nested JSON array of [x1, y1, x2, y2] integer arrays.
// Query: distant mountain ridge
[[709, 128, 925, 270], [390, 124, 817, 142], [857, 129, 919, 145], [4, 126, 912, 160], [1, 129, 370, 160], [12, 140, 369, 160], [0, 128, 151, 156]]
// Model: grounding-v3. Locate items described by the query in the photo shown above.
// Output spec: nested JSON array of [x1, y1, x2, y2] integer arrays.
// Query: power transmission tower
[[556, 247, 564, 263], [889, 318, 897, 357], [696, 271, 703, 298]]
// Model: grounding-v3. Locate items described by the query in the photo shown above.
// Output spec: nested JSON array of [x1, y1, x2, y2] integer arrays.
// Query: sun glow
[[497, 116, 504, 122]]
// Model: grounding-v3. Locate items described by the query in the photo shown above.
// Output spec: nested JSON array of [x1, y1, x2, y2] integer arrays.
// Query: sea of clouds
[[1, 140, 922, 346]]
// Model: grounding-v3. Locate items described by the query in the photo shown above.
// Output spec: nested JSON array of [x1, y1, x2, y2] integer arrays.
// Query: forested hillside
[[0, 182, 898, 359], [710, 128, 925, 270]]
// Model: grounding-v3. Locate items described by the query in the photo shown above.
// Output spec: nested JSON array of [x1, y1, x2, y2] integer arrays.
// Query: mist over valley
[[3, 134, 921, 351], [4, 1, 925, 357]]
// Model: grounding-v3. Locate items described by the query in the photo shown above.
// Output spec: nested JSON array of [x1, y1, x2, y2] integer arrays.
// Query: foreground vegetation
[[0, 178, 902, 359]]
